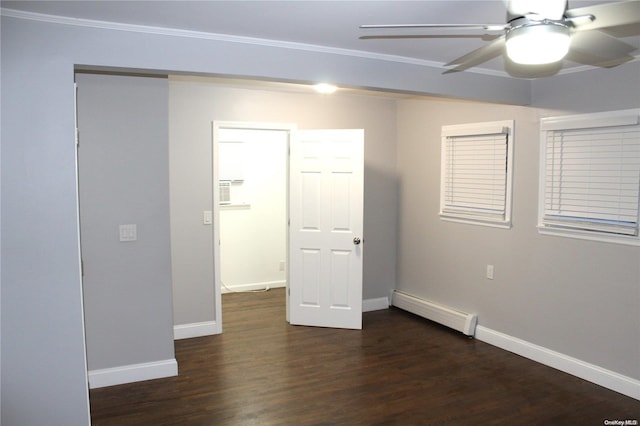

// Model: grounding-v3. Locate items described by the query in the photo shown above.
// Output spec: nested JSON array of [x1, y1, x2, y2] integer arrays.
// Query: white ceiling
[[3, 0, 639, 75]]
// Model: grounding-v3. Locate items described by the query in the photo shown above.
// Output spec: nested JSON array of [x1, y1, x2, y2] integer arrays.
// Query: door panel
[[289, 129, 364, 329], [301, 249, 321, 306]]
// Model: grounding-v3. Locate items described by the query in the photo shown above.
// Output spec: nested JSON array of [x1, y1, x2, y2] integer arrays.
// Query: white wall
[[219, 129, 288, 293], [169, 76, 398, 328]]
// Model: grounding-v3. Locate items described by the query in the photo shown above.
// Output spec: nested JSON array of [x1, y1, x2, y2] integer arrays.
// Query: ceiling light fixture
[[313, 83, 338, 94], [505, 18, 571, 65]]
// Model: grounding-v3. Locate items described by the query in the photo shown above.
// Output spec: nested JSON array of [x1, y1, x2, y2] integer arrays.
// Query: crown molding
[[4, 7, 636, 79], [0, 7, 510, 78]]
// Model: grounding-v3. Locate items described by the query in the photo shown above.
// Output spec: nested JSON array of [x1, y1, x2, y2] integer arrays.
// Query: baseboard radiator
[[391, 290, 477, 337]]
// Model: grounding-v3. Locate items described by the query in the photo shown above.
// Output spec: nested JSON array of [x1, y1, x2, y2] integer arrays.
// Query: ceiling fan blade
[[360, 23, 506, 31], [566, 1, 640, 31], [566, 51, 635, 68], [570, 30, 637, 60], [444, 37, 505, 73]]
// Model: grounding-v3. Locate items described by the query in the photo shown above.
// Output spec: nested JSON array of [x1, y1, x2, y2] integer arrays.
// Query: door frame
[[212, 121, 297, 331]]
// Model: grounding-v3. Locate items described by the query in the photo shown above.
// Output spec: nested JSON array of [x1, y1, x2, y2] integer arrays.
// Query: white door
[[289, 129, 364, 329]]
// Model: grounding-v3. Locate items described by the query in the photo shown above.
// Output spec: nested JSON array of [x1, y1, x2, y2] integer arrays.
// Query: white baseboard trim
[[88, 358, 178, 389], [363, 296, 389, 312], [475, 325, 640, 401], [221, 280, 286, 294], [174, 320, 220, 340]]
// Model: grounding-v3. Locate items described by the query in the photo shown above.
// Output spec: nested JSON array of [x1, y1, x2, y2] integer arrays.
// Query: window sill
[[220, 203, 251, 210], [537, 225, 640, 247], [440, 214, 511, 230]]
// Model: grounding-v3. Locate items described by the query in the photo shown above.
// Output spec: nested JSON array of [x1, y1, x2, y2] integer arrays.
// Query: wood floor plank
[[90, 288, 640, 425]]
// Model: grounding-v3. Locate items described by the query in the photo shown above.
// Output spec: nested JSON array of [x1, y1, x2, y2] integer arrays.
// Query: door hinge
[[76, 128, 79, 146]]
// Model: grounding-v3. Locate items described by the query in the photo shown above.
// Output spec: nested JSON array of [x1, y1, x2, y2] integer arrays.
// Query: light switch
[[486, 264, 494, 280], [119, 224, 137, 242], [203, 210, 212, 225]]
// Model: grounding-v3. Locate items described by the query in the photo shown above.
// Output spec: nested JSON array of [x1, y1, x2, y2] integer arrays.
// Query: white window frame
[[538, 109, 640, 246], [440, 120, 514, 229]]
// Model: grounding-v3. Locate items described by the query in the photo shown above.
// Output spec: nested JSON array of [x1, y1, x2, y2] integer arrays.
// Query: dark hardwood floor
[[90, 288, 639, 425]]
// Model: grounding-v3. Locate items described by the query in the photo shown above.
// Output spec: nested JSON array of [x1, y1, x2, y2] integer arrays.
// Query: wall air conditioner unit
[[392, 290, 477, 336], [219, 181, 231, 205]]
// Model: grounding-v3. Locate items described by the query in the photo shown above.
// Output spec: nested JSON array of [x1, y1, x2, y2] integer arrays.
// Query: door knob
[[353, 237, 361, 245]]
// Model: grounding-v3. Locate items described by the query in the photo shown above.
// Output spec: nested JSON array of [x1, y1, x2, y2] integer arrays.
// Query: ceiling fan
[[360, 0, 640, 75]]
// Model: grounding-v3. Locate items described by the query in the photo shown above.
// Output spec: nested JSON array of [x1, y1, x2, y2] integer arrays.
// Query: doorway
[[213, 122, 295, 328], [213, 123, 366, 331]]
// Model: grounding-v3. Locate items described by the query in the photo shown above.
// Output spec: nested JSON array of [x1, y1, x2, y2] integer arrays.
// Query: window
[[440, 120, 514, 228], [539, 109, 640, 245]]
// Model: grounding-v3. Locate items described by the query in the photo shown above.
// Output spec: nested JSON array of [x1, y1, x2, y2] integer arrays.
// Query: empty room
[[2, 1, 639, 425]]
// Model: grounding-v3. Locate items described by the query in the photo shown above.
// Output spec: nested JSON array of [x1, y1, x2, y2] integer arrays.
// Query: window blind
[[442, 133, 509, 221], [543, 125, 640, 236]]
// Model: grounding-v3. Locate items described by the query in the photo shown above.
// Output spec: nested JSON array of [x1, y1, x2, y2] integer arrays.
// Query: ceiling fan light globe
[[505, 23, 570, 65]]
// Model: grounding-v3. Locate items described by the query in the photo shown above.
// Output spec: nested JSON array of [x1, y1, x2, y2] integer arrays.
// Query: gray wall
[[169, 77, 398, 327], [77, 73, 175, 371], [2, 20, 93, 426], [396, 97, 640, 380], [0, 14, 415, 424], [531, 61, 640, 112]]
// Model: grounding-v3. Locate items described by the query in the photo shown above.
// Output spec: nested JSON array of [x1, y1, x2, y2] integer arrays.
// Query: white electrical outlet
[[279, 261, 286, 271], [486, 264, 494, 280]]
